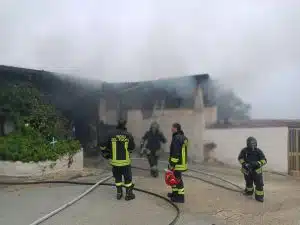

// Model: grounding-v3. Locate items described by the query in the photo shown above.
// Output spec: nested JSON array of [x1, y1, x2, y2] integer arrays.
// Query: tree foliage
[[0, 126, 80, 162], [0, 82, 80, 162], [0, 83, 70, 139]]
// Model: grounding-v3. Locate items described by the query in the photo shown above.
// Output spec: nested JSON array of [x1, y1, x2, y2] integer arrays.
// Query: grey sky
[[1, 0, 300, 119]]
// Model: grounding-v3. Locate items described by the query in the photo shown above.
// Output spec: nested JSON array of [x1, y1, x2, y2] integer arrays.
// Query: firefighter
[[167, 123, 188, 203], [140, 121, 167, 177], [100, 119, 136, 201], [238, 136, 267, 202]]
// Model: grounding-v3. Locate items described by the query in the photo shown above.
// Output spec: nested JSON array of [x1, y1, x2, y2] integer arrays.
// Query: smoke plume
[[1, 0, 300, 118]]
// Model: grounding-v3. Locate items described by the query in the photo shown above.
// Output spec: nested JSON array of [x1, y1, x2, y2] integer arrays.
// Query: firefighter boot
[[167, 192, 173, 198], [153, 167, 159, 177], [151, 166, 159, 177], [171, 193, 185, 203], [255, 189, 264, 202], [243, 187, 254, 196], [255, 196, 264, 202], [116, 186, 123, 200], [125, 185, 135, 201]]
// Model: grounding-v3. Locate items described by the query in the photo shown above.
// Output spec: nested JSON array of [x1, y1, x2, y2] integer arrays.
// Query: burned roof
[[0, 65, 213, 110], [207, 119, 300, 129], [102, 74, 213, 109]]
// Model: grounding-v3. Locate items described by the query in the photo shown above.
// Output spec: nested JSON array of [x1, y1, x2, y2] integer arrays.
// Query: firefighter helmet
[[247, 136, 257, 149]]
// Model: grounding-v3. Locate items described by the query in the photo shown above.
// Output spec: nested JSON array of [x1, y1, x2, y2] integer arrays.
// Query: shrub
[[0, 127, 81, 163], [0, 82, 81, 163]]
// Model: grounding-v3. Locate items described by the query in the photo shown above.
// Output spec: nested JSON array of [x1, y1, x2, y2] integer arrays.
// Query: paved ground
[[2, 157, 300, 225], [42, 184, 178, 225], [0, 184, 88, 225], [0, 175, 214, 225]]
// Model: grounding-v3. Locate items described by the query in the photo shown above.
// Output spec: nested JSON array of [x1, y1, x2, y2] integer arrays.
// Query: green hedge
[[0, 127, 81, 163]]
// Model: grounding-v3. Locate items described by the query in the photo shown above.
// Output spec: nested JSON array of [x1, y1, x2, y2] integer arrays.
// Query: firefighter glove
[[242, 163, 251, 171]]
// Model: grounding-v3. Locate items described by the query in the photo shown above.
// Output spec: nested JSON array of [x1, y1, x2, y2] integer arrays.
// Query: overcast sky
[[1, 0, 300, 119]]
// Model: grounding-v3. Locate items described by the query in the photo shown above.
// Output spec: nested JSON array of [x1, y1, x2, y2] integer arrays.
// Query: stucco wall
[[127, 109, 205, 162], [204, 127, 289, 173], [0, 150, 83, 177], [99, 87, 216, 163], [204, 107, 217, 125]]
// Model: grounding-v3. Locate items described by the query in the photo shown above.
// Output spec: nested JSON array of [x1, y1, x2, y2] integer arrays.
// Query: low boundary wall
[[0, 150, 83, 177]]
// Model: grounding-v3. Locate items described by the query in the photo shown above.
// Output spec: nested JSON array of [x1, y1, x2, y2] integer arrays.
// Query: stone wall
[[0, 150, 83, 177]]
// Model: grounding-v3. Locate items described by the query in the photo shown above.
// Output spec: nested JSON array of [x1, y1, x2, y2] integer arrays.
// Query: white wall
[[127, 109, 205, 162], [0, 151, 83, 177], [205, 127, 289, 173]]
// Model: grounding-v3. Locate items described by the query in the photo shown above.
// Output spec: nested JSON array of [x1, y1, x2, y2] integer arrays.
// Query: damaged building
[[0, 65, 217, 160]]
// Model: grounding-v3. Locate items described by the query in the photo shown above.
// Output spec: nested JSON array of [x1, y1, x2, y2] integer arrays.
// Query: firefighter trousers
[[147, 152, 158, 168], [112, 165, 133, 189], [244, 171, 264, 200], [171, 170, 185, 201]]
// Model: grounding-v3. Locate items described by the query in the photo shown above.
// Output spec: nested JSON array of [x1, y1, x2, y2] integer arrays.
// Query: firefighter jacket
[[100, 127, 135, 167], [169, 130, 188, 171], [141, 130, 167, 151], [238, 147, 267, 174]]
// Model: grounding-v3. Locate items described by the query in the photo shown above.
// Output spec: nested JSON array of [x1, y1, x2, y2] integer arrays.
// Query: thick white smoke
[[1, 0, 300, 118]]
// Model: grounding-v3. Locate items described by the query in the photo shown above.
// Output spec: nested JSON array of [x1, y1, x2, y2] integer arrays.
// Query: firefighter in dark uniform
[[140, 121, 167, 177], [100, 119, 136, 201], [238, 136, 267, 202], [167, 123, 188, 203]]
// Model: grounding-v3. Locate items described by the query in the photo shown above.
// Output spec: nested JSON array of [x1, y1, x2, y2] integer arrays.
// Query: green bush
[[0, 127, 81, 163]]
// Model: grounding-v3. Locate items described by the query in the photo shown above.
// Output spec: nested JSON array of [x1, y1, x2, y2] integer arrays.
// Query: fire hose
[[0, 177, 180, 225], [131, 158, 244, 192], [0, 158, 246, 225]]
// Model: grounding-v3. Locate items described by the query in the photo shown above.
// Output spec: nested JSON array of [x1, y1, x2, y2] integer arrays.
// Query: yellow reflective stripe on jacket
[[175, 140, 188, 171], [255, 167, 262, 174], [170, 157, 179, 163], [241, 167, 263, 174], [259, 159, 266, 166], [112, 140, 117, 161], [175, 164, 187, 171], [110, 139, 131, 166], [125, 141, 129, 154], [110, 160, 131, 166], [100, 146, 106, 150], [239, 159, 245, 164], [182, 143, 186, 163]]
